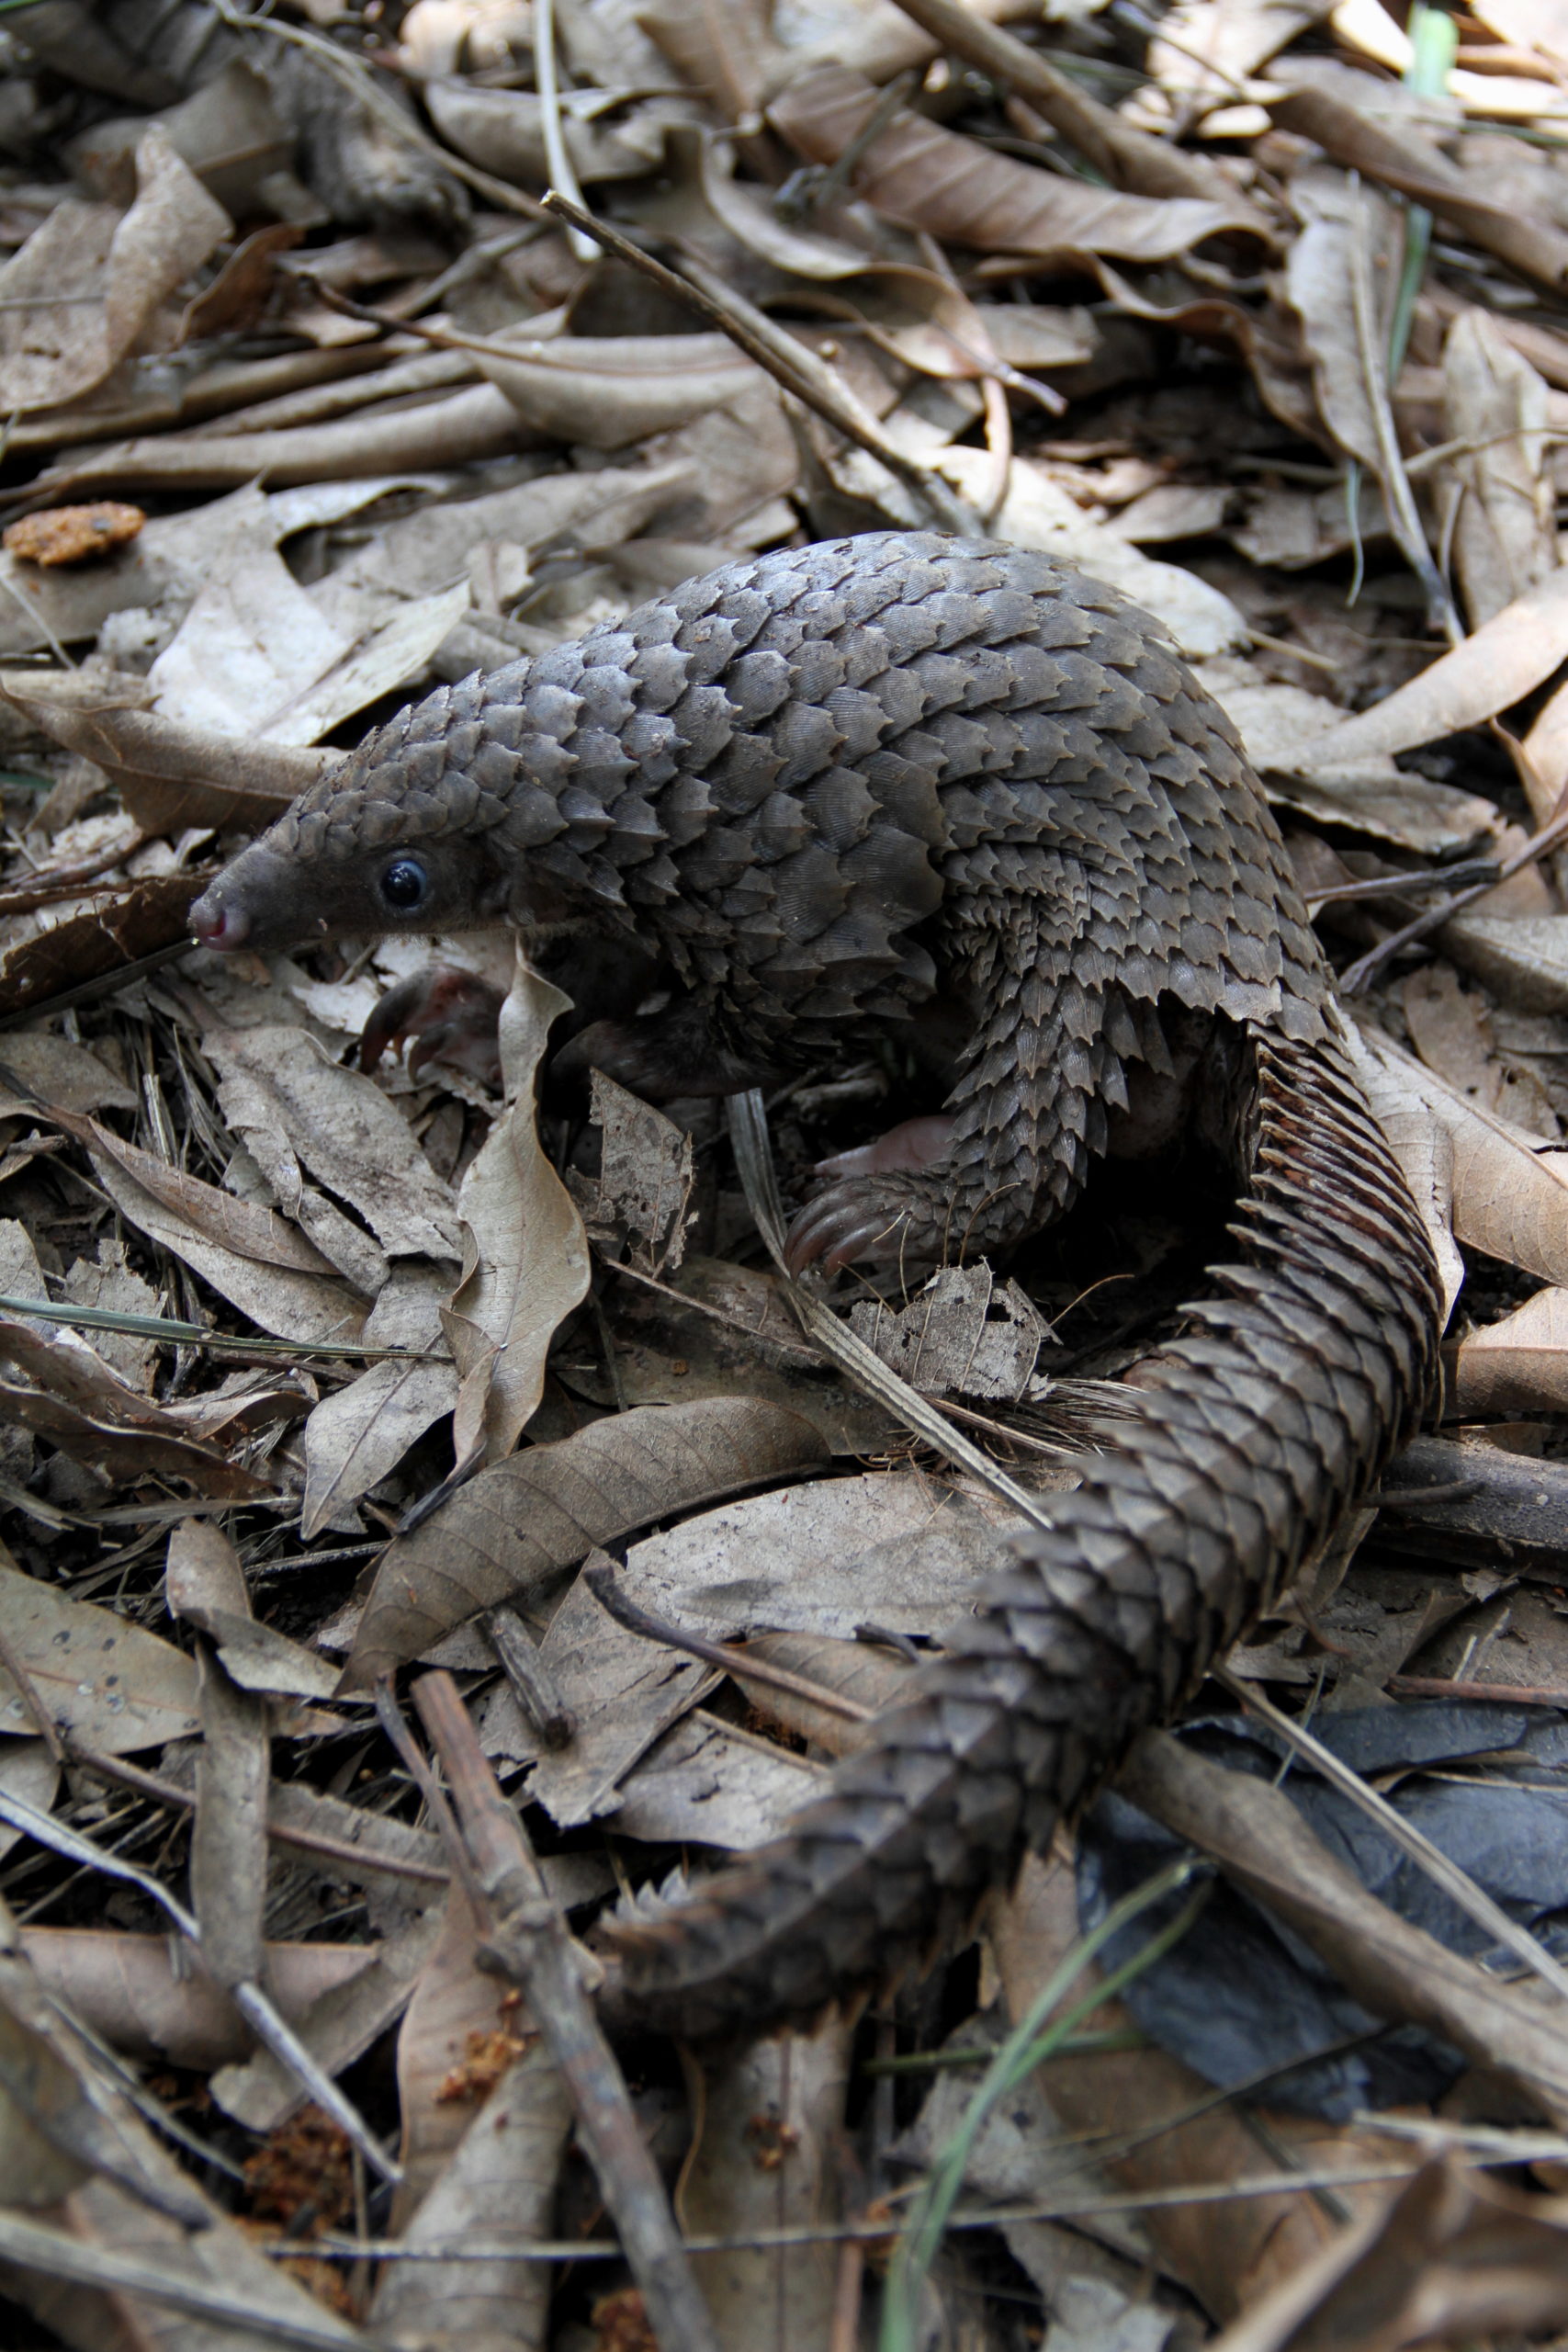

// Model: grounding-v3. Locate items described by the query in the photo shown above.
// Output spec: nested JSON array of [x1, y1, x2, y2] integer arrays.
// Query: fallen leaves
[[11, 5, 1568, 2347]]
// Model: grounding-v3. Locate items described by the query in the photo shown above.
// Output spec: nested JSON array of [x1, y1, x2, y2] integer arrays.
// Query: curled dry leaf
[[1442, 307, 1558, 628], [441, 953, 591, 1465], [341, 1395, 828, 1688], [0, 872, 208, 1023], [210, 1901, 446, 2138], [1269, 76, 1568, 290], [18, 1092, 370, 1347], [473, 332, 768, 450], [167, 1522, 269, 1996], [1347, 1027, 1464, 1326], [0, 129, 230, 414], [0, 1314, 292, 1498], [1204, 665, 1503, 855], [1210, 2156, 1568, 2352], [425, 75, 674, 185], [23, 381, 530, 504], [0, 1914, 205, 2222], [0, 668, 333, 836], [1286, 164, 1404, 483], [168, 1518, 341, 1702], [1369, 1034, 1568, 1287]]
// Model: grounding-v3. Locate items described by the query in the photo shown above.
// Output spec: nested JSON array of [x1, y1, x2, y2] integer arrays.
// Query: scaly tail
[[598, 1024, 1442, 2041]]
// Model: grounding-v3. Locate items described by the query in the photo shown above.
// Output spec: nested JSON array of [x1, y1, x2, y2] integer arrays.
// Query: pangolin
[[190, 532, 1441, 2036]]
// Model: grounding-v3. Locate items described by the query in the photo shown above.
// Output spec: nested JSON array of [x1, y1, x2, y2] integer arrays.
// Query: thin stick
[[1348, 173, 1457, 642], [534, 0, 596, 260], [1339, 778, 1568, 990], [411, 1670, 723, 2352], [1215, 1666, 1568, 2008], [583, 1559, 874, 1721], [484, 1603, 579, 1748], [878, 0, 1259, 206], [538, 192, 976, 534], [64, 1741, 450, 1885]]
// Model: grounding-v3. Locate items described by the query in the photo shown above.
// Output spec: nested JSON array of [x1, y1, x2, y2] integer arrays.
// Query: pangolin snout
[[188, 882, 251, 950]]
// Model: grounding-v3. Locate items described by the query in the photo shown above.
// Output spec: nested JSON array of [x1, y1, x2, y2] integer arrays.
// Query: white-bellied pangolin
[[190, 532, 1443, 2039]]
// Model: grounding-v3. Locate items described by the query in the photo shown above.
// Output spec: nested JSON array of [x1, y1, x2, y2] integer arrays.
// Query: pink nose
[[188, 888, 249, 949]]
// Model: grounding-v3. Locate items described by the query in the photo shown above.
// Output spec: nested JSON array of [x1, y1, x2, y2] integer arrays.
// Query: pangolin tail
[[598, 1026, 1442, 2041]]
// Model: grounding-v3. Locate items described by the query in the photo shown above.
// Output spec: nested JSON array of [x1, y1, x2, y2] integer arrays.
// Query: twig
[[583, 1558, 874, 1721], [534, 0, 597, 260], [1348, 172, 1458, 641], [0, 834, 152, 917], [1388, 1672, 1568, 1705], [1305, 857, 1499, 909], [410, 1671, 723, 2352], [878, 0, 1262, 206], [1214, 1667, 1568, 2009], [484, 1603, 579, 1748], [0, 1288, 439, 1363], [538, 192, 977, 534], [1338, 781, 1568, 991], [0, 2211, 367, 2350], [64, 1741, 450, 1886], [726, 1091, 1059, 1530]]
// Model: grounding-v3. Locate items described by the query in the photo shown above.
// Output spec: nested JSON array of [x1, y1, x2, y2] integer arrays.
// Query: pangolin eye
[[380, 857, 429, 913]]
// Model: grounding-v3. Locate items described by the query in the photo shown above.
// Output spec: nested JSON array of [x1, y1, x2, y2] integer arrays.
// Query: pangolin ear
[[476, 866, 513, 920]]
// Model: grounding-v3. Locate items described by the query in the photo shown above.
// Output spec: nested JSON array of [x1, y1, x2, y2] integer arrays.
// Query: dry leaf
[[441, 951, 591, 1464], [683, 2020, 852, 2344], [1442, 307, 1558, 628], [0, 129, 230, 413], [1296, 569, 1568, 768], [0, 1549, 199, 1755], [769, 68, 1264, 264], [1270, 74, 1568, 288], [1212, 2155, 1568, 2352], [341, 1395, 828, 1687], [474, 331, 766, 450], [1451, 1285, 1568, 1414], [17, 1928, 379, 2070]]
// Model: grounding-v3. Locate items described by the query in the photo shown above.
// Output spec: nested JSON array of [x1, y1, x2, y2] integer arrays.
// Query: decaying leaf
[[0, 1550, 199, 1754]]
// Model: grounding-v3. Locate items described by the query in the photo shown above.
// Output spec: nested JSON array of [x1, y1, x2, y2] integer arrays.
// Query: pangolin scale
[[191, 532, 1442, 2037]]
